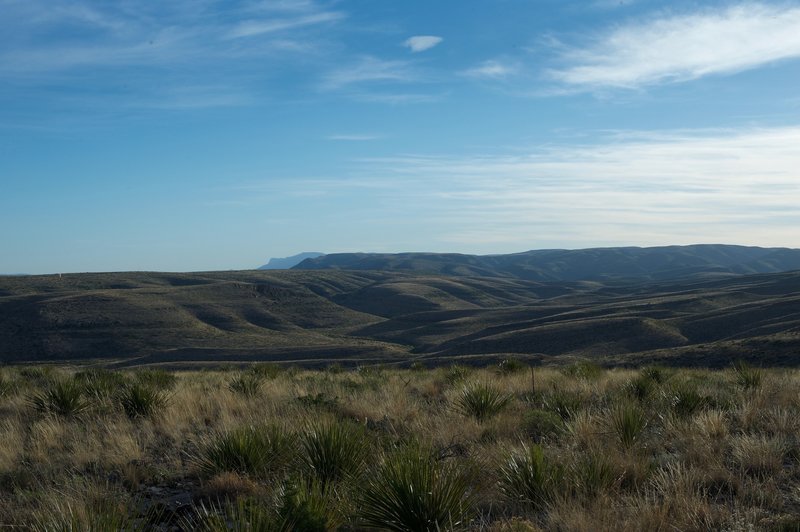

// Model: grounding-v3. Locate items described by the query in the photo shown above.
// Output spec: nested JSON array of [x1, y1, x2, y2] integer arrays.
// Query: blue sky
[[2, 0, 800, 273]]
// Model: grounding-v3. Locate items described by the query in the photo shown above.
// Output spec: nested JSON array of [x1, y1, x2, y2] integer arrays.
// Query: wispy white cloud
[[402, 35, 443, 53], [320, 56, 416, 90], [550, 3, 800, 89], [462, 59, 517, 79], [326, 133, 381, 141], [228, 11, 344, 39], [248, 126, 800, 250]]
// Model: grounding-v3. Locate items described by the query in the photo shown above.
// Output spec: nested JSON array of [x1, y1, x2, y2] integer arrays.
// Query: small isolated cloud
[[463, 60, 517, 79], [327, 134, 380, 141], [403, 35, 443, 53], [550, 3, 800, 89]]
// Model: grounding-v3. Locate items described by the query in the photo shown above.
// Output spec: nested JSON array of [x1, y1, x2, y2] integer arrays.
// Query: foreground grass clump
[[360, 445, 479, 531], [456, 382, 511, 421], [29, 378, 92, 418], [196, 425, 296, 478], [1, 363, 800, 530]]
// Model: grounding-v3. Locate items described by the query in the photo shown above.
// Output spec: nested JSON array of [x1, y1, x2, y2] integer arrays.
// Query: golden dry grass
[[0, 363, 798, 530]]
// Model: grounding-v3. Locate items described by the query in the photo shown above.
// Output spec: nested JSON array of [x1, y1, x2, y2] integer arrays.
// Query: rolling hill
[[1, 268, 799, 368], [293, 244, 800, 282]]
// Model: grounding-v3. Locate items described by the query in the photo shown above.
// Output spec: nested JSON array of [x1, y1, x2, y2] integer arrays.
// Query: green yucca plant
[[641, 365, 670, 384], [733, 360, 763, 390], [623, 375, 655, 402], [571, 452, 617, 498], [74, 369, 128, 400], [540, 389, 583, 421], [667, 384, 710, 419], [196, 425, 296, 478], [29, 378, 92, 418], [228, 373, 263, 397], [456, 383, 511, 422], [608, 402, 648, 449], [498, 444, 563, 509], [118, 382, 169, 419], [300, 422, 369, 487], [360, 445, 479, 531], [185, 498, 290, 532], [277, 479, 344, 532]]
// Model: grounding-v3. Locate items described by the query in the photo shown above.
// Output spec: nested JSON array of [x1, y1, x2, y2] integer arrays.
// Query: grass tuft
[[29, 378, 92, 418], [299, 421, 369, 487], [733, 360, 763, 390], [456, 383, 512, 422], [608, 401, 648, 449], [196, 425, 296, 479], [228, 372, 263, 397], [360, 445, 478, 531], [118, 382, 169, 418], [499, 443, 562, 509]]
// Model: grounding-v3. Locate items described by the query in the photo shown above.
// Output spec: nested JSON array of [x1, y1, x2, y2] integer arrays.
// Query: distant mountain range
[[258, 252, 324, 270], [292, 245, 800, 282]]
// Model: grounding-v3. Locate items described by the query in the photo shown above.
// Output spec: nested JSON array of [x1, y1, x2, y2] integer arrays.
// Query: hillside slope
[[293, 244, 800, 282], [1, 269, 799, 367]]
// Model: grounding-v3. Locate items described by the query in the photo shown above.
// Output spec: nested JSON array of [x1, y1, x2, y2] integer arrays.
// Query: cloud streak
[[248, 126, 800, 250], [549, 3, 800, 89]]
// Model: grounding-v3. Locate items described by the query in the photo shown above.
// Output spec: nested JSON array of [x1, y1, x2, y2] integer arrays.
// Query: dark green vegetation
[[293, 244, 800, 281], [2, 265, 800, 367], [0, 364, 799, 530]]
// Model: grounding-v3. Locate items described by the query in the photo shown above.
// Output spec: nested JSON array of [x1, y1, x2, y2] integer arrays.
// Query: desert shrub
[[732, 360, 763, 390], [499, 444, 563, 509], [608, 402, 648, 449], [249, 363, 285, 380], [561, 361, 602, 380], [641, 365, 670, 384], [409, 361, 426, 372], [0, 374, 17, 398], [522, 409, 564, 442], [666, 383, 711, 419], [325, 363, 344, 374], [300, 422, 369, 487], [196, 425, 296, 479], [19, 366, 56, 386], [229, 373, 263, 397], [360, 445, 479, 531], [498, 358, 527, 374], [186, 498, 287, 532], [29, 378, 92, 418], [731, 434, 787, 477], [456, 383, 512, 422], [118, 382, 169, 418], [570, 452, 617, 498], [296, 393, 339, 413], [133, 369, 176, 390], [623, 375, 655, 402], [277, 480, 344, 532], [443, 364, 472, 385], [540, 389, 583, 421], [74, 369, 128, 400], [30, 498, 152, 532]]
